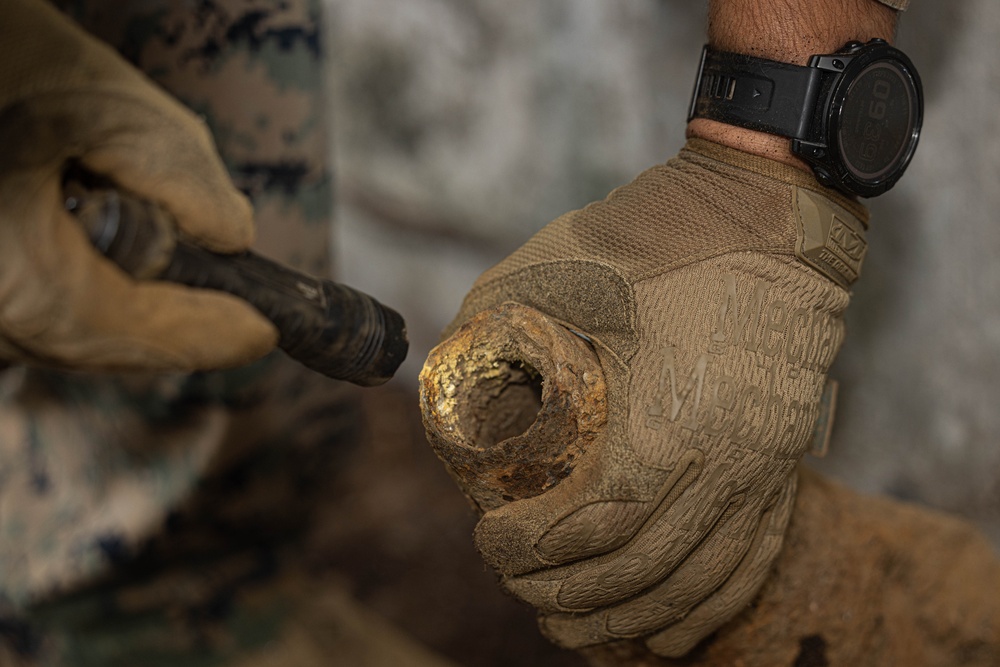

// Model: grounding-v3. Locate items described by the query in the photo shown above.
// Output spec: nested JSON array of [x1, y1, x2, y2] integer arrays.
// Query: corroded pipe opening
[[464, 359, 543, 448], [419, 303, 607, 512]]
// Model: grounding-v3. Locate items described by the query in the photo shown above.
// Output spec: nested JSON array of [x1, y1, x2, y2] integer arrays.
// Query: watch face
[[836, 61, 919, 184]]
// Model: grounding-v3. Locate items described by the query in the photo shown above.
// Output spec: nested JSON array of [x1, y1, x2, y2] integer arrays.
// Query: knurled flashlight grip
[[65, 178, 408, 386]]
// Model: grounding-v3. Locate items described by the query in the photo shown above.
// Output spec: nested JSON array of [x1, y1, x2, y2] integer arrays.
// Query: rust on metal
[[419, 303, 606, 513]]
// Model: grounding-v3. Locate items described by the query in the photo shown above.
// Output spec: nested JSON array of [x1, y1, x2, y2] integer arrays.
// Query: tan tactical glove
[[441, 139, 868, 656], [0, 0, 277, 371]]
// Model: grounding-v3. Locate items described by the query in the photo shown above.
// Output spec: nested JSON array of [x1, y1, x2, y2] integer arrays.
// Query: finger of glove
[[537, 498, 766, 648], [474, 444, 703, 578], [644, 473, 798, 658], [3, 0, 253, 253], [3, 88, 253, 254], [0, 176, 277, 371], [77, 91, 254, 253], [548, 425, 807, 612], [500, 453, 736, 613], [539, 460, 751, 612]]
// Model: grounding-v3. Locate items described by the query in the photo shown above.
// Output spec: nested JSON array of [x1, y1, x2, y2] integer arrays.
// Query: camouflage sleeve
[[0, 2, 361, 665]]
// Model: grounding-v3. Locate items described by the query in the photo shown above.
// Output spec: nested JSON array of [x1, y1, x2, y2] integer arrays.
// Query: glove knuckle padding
[[448, 140, 867, 653]]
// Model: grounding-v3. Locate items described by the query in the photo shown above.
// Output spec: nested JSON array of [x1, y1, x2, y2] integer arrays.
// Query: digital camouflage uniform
[[0, 3, 452, 666]]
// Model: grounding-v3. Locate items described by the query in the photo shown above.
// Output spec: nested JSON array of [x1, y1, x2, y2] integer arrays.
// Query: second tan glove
[[430, 138, 869, 656], [0, 0, 277, 372]]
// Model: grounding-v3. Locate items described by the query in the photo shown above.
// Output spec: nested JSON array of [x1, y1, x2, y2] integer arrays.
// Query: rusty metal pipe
[[419, 302, 606, 512]]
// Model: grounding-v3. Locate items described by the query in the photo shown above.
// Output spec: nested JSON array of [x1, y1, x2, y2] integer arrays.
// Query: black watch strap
[[688, 47, 827, 140]]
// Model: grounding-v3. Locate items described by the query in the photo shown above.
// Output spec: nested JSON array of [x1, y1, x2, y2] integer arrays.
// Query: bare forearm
[[688, 0, 901, 170]]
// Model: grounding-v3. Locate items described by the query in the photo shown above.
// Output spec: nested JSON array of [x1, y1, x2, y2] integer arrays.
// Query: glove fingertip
[[180, 186, 256, 254], [474, 511, 549, 576], [538, 613, 608, 650], [100, 281, 279, 372], [645, 627, 705, 659], [181, 291, 278, 368], [77, 115, 256, 254]]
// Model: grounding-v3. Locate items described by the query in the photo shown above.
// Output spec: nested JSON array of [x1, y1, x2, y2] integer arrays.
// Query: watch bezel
[[798, 41, 923, 198]]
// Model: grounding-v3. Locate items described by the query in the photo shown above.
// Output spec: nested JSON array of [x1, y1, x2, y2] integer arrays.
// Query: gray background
[[323, 1, 1000, 545]]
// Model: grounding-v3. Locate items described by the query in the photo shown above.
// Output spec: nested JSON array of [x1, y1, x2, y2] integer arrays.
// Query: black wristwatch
[[688, 39, 923, 198]]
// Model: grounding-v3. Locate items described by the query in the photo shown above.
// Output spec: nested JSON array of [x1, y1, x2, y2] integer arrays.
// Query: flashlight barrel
[[69, 182, 407, 386], [165, 242, 408, 386]]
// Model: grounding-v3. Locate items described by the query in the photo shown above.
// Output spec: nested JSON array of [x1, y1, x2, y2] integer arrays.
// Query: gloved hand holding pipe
[[420, 166, 1000, 667], [420, 139, 861, 657], [421, 297, 1000, 665]]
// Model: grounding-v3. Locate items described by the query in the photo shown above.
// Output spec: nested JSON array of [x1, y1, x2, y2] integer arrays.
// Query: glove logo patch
[[794, 187, 868, 288]]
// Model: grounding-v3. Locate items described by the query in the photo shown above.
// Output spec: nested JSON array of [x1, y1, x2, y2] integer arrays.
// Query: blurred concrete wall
[[323, 0, 1000, 544]]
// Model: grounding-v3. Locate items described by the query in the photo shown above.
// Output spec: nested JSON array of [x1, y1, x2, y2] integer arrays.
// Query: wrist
[[694, 0, 899, 168], [685, 119, 812, 172]]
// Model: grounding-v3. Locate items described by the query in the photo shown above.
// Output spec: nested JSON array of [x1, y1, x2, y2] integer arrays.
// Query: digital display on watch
[[837, 62, 917, 183]]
